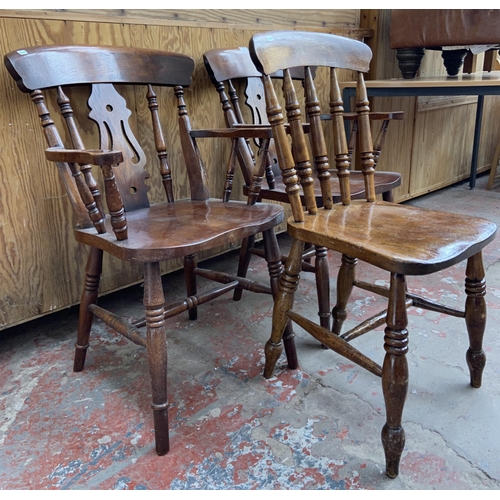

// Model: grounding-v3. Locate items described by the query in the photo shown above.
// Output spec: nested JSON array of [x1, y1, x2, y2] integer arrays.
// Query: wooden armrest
[[190, 127, 274, 139], [45, 147, 124, 166], [231, 123, 312, 133], [191, 123, 312, 140], [232, 123, 271, 128], [329, 111, 405, 121]]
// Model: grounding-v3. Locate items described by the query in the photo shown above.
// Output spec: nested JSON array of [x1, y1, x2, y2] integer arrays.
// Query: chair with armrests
[[203, 46, 402, 332], [248, 30, 497, 478], [4, 44, 295, 456]]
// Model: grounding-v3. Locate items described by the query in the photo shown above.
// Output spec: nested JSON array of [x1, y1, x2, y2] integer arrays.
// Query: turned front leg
[[144, 262, 170, 455], [381, 273, 409, 479], [263, 228, 298, 370], [264, 238, 304, 378], [74, 247, 103, 372], [465, 252, 487, 388]]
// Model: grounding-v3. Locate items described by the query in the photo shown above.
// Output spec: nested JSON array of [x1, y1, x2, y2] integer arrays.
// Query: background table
[[341, 71, 500, 188]]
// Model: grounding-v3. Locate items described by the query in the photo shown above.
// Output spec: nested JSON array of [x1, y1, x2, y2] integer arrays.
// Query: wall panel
[[362, 9, 500, 201]]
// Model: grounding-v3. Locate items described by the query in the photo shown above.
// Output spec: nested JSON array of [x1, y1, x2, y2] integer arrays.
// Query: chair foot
[[74, 247, 103, 372], [466, 348, 486, 388], [264, 339, 283, 379], [152, 403, 170, 455], [73, 342, 90, 372], [381, 424, 405, 478]]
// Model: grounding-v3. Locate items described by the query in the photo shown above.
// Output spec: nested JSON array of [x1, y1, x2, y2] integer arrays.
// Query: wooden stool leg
[[331, 254, 357, 335], [144, 261, 170, 455], [184, 254, 197, 320], [233, 235, 255, 302], [73, 247, 103, 372], [315, 246, 331, 331], [264, 238, 304, 378], [381, 272, 409, 479], [263, 228, 298, 370], [465, 252, 487, 388], [486, 139, 500, 189]]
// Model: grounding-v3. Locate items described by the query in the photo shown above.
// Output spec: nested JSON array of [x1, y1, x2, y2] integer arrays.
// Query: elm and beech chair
[[4, 45, 296, 455], [203, 46, 402, 332], [248, 30, 497, 478]]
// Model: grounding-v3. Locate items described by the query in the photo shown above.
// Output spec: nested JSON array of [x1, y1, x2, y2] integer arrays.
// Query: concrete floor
[[1, 174, 500, 490]]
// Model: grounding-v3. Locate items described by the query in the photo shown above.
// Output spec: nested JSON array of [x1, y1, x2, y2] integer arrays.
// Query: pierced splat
[[245, 77, 278, 186], [87, 83, 150, 211]]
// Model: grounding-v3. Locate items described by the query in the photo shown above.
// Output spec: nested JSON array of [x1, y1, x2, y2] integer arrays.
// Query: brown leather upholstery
[[390, 9, 500, 49]]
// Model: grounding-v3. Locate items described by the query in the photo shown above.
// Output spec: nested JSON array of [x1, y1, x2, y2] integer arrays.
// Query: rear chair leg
[[381, 273, 409, 479], [74, 247, 103, 372], [315, 245, 331, 331], [465, 252, 487, 388], [184, 254, 197, 321], [331, 254, 357, 335], [264, 237, 304, 378], [233, 235, 255, 302], [144, 262, 170, 455]]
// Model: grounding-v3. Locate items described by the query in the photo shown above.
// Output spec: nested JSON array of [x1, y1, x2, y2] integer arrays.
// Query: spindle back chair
[[249, 30, 497, 478], [4, 44, 295, 456], [203, 46, 402, 330]]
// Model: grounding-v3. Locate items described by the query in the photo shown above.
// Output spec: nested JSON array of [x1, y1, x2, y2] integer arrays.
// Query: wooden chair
[[249, 30, 497, 478], [4, 44, 297, 456], [203, 46, 402, 331]]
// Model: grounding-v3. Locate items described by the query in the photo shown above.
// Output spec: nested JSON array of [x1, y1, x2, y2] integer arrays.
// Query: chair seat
[[288, 200, 497, 275], [243, 170, 401, 205], [76, 199, 284, 262]]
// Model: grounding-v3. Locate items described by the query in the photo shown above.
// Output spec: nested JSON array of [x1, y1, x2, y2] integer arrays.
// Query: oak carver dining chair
[[248, 30, 497, 478], [4, 44, 296, 455], [203, 46, 402, 333]]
